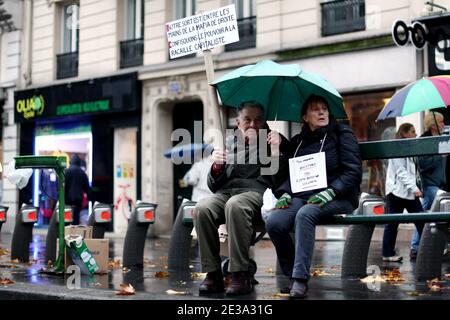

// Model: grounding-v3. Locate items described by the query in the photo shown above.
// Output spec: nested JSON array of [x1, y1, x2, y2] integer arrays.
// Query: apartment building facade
[[2, 0, 449, 236], [0, 0, 25, 233]]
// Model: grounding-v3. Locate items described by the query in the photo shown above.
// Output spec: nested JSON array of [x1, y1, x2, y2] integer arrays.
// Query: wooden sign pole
[[203, 49, 224, 150]]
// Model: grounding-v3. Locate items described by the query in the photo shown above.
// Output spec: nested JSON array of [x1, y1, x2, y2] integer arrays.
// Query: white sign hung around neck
[[289, 134, 328, 194], [289, 152, 328, 194], [166, 4, 239, 59]]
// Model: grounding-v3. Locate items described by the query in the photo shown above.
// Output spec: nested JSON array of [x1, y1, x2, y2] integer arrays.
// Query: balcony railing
[[120, 38, 144, 69], [321, 0, 365, 37], [225, 16, 256, 52], [56, 51, 78, 79]]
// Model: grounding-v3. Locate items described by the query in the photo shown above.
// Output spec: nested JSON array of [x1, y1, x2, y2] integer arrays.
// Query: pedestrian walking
[[179, 151, 213, 202], [65, 154, 91, 225], [265, 94, 362, 299], [410, 112, 446, 259], [382, 123, 424, 262]]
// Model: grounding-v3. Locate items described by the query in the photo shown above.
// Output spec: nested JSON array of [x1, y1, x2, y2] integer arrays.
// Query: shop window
[[225, 0, 256, 52], [321, 0, 365, 37], [120, 0, 144, 68], [57, 2, 79, 79], [343, 90, 396, 197]]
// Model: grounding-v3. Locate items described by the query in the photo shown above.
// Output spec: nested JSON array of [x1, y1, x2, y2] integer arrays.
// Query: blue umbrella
[[163, 143, 213, 159]]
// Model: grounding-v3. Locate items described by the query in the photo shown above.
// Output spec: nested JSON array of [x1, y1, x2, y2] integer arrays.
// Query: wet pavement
[[0, 230, 449, 300]]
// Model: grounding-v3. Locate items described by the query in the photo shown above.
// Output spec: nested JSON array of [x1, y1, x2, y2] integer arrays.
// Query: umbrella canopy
[[163, 143, 213, 159], [377, 75, 450, 121], [212, 60, 346, 122]]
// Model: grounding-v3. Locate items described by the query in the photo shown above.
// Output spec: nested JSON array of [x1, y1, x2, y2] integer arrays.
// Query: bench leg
[[415, 223, 447, 281], [341, 224, 375, 278]]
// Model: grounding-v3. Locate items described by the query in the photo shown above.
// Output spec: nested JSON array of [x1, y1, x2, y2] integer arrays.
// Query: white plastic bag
[[4, 160, 33, 189]]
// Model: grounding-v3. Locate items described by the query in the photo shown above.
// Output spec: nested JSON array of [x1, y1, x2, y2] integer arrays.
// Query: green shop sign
[[13, 72, 139, 123], [57, 100, 110, 116]]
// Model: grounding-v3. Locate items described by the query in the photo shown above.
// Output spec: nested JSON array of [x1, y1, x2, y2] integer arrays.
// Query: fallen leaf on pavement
[[310, 269, 330, 277], [155, 271, 169, 278], [272, 293, 289, 298], [360, 275, 386, 283], [115, 283, 135, 296], [108, 259, 122, 269], [0, 278, 14, 285], [122, 267, 131, 273], [0, 248, 10, 256], [407, 291, 420, 297], [191, 272, 206, 280], [166, 289, 187, 295], [427, 278, 443, 292], [10, 259, 20, 264], [383, 269, 405, 282]]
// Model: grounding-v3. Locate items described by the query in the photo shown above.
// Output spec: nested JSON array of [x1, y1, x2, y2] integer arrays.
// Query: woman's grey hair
[[424, 111, 443, 131]]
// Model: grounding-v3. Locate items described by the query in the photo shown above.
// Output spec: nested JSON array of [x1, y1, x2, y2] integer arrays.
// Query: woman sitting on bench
[[265, 94, 362, 299]]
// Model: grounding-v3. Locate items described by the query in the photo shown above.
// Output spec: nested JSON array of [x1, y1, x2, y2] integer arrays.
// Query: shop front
[[14, 72, 141, 234]]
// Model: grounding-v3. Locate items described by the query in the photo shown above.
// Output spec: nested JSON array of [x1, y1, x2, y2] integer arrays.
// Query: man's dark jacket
[[207, 128, 289, 195], [275, 120, 362, 209]]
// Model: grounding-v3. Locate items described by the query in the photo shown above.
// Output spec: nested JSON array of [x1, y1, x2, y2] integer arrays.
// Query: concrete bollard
[[0, 206, 8, 234], [87, 202, 112, 239], [11, 204, 38, 262], [45, 206, 73, 263], [122, 201, 157, 268]]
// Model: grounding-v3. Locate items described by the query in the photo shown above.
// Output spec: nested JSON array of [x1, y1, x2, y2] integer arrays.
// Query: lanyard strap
[[294, 133, 328, 157]]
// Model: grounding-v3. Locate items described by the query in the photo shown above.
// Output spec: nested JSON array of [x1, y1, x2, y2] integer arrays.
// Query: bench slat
[[323, 212, 450, 225], [360, 135, 450, 160]]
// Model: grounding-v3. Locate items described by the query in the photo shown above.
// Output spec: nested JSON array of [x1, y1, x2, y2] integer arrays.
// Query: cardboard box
[[58, 236, 109, 274], [65, 239, 109, 274], [65, 225, 93, 239]]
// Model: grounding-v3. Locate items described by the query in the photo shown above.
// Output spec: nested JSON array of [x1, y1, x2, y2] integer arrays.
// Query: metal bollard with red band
[[87, 202, 112, 238], [45, 205, 73, 264], [11, 204, 39, 262], [168, 199, 197, 271], [0, 206, 8, 234], [122, 201, 157, 268]]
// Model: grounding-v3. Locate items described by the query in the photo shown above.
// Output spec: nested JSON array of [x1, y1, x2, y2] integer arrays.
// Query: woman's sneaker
[[382, 255, 403, 262]]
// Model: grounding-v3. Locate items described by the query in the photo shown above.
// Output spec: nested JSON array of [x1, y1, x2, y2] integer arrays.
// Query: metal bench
[[168, 135, 450, 281]]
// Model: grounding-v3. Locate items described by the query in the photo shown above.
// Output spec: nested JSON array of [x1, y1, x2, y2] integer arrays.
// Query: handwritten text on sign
[[289, 152, 328, 194], [166, 5, 239, 59]]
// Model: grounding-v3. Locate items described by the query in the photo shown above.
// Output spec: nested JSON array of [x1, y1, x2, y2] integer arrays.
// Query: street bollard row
[[11, 204, 38, 263], [0, 206, 8, 234], [122, 201, 157, 268]]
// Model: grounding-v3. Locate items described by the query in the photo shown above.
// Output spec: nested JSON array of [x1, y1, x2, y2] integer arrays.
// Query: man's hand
[[268, 131, 282, 156], [211, 148, 229, 168], [275, 193, 292, 209], [307, 188, 336, 207]]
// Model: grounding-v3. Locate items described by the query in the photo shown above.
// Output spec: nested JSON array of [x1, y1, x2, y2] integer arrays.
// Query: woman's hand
[[307, 188, 336, 207], [275, 193, 292, 209], [414, 190, 423, 198], [268, 131, 282, 156]]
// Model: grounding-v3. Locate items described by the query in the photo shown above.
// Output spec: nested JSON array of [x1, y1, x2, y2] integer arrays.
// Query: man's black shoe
[[225, 271, 253, 296], [289, 279, 308, 299], [199, 271, 225, 295]]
